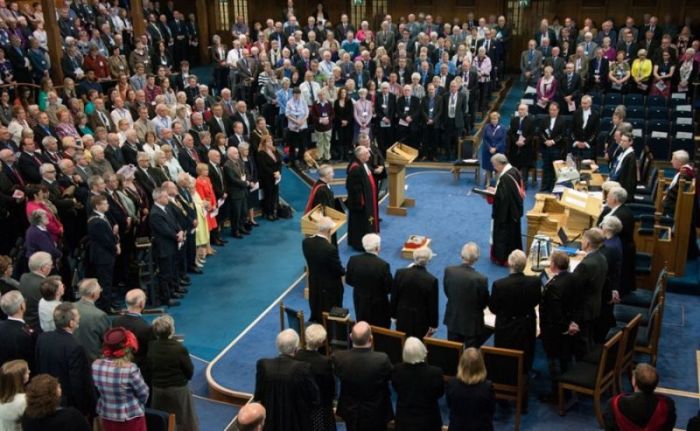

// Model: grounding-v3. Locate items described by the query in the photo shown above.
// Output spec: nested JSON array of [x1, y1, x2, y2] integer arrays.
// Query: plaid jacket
[[92, 359, 149, 421]]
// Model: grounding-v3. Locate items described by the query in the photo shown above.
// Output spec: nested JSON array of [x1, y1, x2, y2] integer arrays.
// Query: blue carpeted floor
[[175, 81, 700, 429]]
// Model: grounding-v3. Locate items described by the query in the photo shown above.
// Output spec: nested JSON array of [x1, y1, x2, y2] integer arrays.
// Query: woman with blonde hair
[[446, 348, 495, 430], [195, 162, 219, 251], [188, 174, 211, 267], [0, 360, 29, 431]]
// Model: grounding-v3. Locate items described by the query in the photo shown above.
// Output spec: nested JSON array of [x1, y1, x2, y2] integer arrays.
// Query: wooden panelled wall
[[175, 0, 700, 56]]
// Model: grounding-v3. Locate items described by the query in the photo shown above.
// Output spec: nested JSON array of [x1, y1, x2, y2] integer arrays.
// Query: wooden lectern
[[386, 143, 418, 216]]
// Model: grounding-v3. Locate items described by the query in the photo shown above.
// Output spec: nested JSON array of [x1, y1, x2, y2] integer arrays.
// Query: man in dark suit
[[571, 95, 600, 162], [588, 48, 609, 92], [17, 139, 43, 185], [302, 217, 345, 323], [333, 322, 394, 431], [345, 233, 392, 328], [395, 84, 421, 148], [86, 195, 119, 312], [207, 103, 234, 138], [608, 132, 638, 202], [489, 250, 541, 373], [539, 102, 567, 192], [597, 186, 637, 295], [19, 251, 53, 331], [206, 149, 227, 246], [254, 329, 320, 431], [34, 302, 96, 416], [134, 152, 159, 204], [0, 291, 35, 369], [230, 101, 256, 139], [572, 228, 608, 357], [223, 146, 249, 238], [443, 242, 490, 347], [507, 103, 536, 186], [603, 363, 676, 430], [149, 186, 183, 307], [558, 62, 582, 109], [391, 248, 439, 338], [112, 288, 155, 380], [540, 251, 580, 401], [440, 80, 468, 159], [375, 82, 396, 152], [177, 133, 200, 177]]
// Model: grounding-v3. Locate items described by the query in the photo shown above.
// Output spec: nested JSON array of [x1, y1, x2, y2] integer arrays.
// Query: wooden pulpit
[[386, 143, 418, 216]]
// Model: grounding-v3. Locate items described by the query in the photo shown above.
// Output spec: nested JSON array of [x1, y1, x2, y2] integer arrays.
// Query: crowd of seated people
[[0, 3, 697, 430]]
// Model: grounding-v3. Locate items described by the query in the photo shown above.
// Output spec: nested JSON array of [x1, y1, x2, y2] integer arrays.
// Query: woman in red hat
[[91, 327, 149, 431]]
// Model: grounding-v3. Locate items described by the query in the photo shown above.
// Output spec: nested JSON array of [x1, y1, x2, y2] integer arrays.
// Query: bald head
[[236, 402, 266, 431], [125, 289, 146, 312], [350, 321, 372, 347]]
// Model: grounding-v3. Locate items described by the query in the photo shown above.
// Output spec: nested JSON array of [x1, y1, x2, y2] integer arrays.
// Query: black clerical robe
[[346, 159, 379, 250], [489, 166, 524, 264]]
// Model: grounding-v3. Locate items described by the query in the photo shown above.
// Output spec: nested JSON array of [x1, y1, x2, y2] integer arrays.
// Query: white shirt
[[38, 298, 61, 332]]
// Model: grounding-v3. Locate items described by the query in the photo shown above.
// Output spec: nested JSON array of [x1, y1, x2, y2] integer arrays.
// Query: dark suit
[[489, 273, 541, 371], [254, 354, 320, 431], [540, 270, 579, 386], [34, 328, 96, 415], [87, 211, 118, 309], [439, 91, 468, 158], [223, 158, 248, 235], [395, 95, 421, 147], [391, 265, 438, 338], [507, 114, 536, 176], [539, 115, 567, 191], [18, 272, 45, 331], [345, 252, 392, 327], [391, 362, 444, 431], [148, 204, 180, 303], [112, 313, 154, 379], [573, 249, 608, 356], [17, 152, 43, 184], [571, 108, 600, 161], [375, 92, 397, 151], [302, 235, 345, 323], [295, 349, 335, 429], [333, 347, 394, 431], [230, 111, 255, 139], [443, 264, 489, 346], [446, 379, 495, 431], [559, 72, 582, 103], [207, 116, 233, 138], [597, 204, 636, 295], [0, 318, 35, 369]]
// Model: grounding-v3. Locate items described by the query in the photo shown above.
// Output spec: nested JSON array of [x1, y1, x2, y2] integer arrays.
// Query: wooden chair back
[[616, 314, 643, 392], [279, 302, 306, 348], [423, 337, 464, 379], [481, 346, 526, 431], [370, 326, 406, 364], [322, 311, 354, 356]]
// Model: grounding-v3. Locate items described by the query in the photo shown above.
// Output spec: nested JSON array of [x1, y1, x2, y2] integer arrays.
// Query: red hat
[[102, 327, 139, 359]]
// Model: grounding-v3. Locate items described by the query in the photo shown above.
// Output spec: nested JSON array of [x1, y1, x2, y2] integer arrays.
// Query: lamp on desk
[[529, 234, 553, 272]]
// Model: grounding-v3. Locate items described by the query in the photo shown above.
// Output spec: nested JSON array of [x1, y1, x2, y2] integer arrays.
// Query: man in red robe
[[345, 146, 379, 251]]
